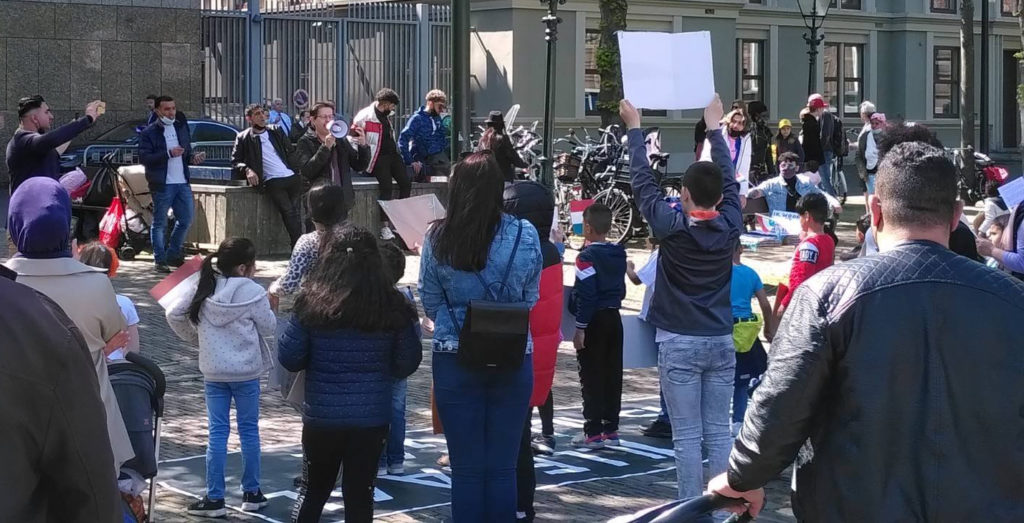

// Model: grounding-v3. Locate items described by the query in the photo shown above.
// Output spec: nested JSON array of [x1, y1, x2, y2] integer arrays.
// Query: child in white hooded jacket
[[166, 237, 276, 517]]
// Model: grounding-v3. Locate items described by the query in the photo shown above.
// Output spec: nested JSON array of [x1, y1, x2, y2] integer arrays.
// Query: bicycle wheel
[[594, 187, 636, 245], [832, 158, 848, 205]]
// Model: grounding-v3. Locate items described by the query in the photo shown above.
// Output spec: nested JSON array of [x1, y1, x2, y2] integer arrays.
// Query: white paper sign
[[618, 31, 716, 110], [998, 176, 1024, 209]]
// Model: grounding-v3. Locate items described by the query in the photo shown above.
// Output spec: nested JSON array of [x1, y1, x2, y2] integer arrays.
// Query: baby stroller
[[610, 494, 753, 523], [109, 352, 167, 522], [114, 165, 155, 261]]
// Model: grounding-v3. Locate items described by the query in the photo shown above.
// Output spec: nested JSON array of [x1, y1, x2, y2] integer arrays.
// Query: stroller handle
[[125, 352, 167, 417]]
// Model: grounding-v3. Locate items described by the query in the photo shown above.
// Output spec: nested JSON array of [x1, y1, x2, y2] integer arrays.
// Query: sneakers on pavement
[[387, 463, 405, 475], [186, 496, 226, 518], [531, 433, 555, 455], [154, 263, 172, 274], [241, 489, 268, 511], [168, 256, 186, 268], [378, 465, 389, 477], [571, 433, 605, 449], [641, 419, 672, 439], [602, 432, 621, 446], [380, 226, 395, 240]]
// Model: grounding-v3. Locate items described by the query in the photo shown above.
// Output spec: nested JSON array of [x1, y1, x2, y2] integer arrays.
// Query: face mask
[[160, 116, 175, 126], [780, 163, 797, 177], [728, 128, 744, 138], [872, 129, 882, 136]]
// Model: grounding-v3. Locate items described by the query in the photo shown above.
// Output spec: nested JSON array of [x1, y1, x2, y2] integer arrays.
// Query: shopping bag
[[98, 197, 125, 249]]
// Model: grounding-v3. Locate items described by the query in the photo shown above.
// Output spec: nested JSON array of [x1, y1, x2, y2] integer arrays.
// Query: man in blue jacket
[[139, 96, 206, 273], [623, 94, 744, 501], [398, 89, 451, 180]]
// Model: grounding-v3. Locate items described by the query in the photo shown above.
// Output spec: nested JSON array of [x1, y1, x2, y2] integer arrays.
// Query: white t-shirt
[[108, 294, 140, 361], [258, 131, 295, 181], [163, 124, 187, 185], [636, 249, 659, 321]]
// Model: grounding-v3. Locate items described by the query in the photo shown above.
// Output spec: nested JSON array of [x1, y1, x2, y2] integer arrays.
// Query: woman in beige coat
[[4, 177, 134, 473]]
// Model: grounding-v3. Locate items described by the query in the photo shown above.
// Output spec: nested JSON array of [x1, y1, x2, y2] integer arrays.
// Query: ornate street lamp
[[539, 0, 566, 190], [797, 0, 832, 96]]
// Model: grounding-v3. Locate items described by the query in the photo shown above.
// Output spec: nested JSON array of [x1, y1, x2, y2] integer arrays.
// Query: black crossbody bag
[[441, 221, 530, 370]]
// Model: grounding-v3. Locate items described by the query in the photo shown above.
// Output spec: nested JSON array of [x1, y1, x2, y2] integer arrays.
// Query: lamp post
[[797, 0, 831, 96], [540, 0, 565, 190]]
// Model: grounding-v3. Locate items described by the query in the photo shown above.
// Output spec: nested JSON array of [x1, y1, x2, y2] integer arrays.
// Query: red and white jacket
[[352, 102, 396, 174]]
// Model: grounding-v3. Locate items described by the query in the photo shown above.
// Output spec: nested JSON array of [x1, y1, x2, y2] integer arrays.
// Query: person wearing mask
[[353, 88, 411, 240], [279, 227, 422, 522], [399, 90, 451, 181], [478, 111, 529, 183], [854, 101, 876, 193], [707, 141, 1024, 522], [805, 94, 840, 195], [856, 112, 886, 197], [0, 272, 122, 523], [3, 177, 135, 478], [139, 96, 206, 273], [294, 101, 370, 227], [772, 119, 804, 165], [419, 152, 543, 522], [746, 152, 841, 215], [695, 99, 746, 159], [746, 101, 775, 186], [6, 95, 104, 192], [232, 104, 302, 247], [699, 109, 752, 196], [502, 180, 563, 521]]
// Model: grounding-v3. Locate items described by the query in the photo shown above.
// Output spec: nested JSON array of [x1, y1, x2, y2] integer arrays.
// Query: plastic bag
[[99, 197, 125, 249]]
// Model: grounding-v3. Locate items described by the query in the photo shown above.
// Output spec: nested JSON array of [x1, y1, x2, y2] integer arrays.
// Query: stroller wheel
[[119, 245, 137, 261]]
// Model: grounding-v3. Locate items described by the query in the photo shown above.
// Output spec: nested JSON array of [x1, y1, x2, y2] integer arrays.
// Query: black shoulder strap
[[440, 219, 524, 330]]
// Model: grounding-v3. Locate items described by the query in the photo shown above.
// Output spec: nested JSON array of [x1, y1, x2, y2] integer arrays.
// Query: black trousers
[[537, 391, 554, 436], [264, 175, 303, 247], [577, 309, 624, 437], [516, 413, 537, 520], [372, 153, 412, 224], [292, 424, 387, 523]]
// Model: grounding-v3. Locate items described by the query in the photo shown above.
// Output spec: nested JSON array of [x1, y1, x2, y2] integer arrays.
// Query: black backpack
[[831, 115, 849, 157]]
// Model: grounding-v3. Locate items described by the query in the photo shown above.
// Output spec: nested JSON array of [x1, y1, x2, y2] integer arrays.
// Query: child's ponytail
[[187, 237, 257, 324]]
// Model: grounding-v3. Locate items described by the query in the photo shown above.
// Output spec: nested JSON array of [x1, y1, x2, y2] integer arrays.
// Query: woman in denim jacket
[[419, 151, 542, 522]]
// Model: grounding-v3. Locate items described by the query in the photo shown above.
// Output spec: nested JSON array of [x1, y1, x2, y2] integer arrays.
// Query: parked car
[[60, 119, 239, 170]]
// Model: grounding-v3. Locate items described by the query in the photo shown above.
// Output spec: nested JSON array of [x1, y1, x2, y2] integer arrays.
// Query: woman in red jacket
[[503, 181, 563, 521]]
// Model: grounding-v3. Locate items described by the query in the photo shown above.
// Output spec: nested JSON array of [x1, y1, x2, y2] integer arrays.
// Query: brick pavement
[[1, 199, 890, 522]]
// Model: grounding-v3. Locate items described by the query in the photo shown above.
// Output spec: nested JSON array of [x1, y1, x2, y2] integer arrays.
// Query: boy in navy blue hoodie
[[569, 203, 627, 449], [623, 95, 744, 500]]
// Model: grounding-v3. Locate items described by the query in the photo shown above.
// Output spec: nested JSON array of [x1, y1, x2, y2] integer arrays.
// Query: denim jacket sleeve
[[418, 234, 443, 322], [519, 220, 543, 309]]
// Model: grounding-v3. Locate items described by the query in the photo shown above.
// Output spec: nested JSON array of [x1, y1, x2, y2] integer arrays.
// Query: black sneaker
[[531, 433, 555, 455], [641, 419, 672, 439], [241, 489, 268, 511], [186, 496, 226, 518], [154, 263, 172, 274], [168, 256, 186, 268]]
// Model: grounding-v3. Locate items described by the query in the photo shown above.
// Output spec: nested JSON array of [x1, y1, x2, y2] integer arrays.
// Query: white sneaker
[[387, 463, 405, 475], [380, 226, 395, 240], [377, 465, 388, 477]]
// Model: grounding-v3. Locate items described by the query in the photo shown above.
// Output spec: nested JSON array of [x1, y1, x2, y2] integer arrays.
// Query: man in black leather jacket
[[708, 141, 1024, 521]]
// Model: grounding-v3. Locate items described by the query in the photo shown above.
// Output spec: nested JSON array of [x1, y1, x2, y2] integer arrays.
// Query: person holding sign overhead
[[622, 94, 744, 501]]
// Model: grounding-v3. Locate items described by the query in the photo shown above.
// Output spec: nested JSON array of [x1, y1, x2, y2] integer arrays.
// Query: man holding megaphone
[[294, 101, 370, 230]]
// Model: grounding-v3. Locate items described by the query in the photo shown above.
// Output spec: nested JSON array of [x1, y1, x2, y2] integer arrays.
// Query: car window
[[190, 122, 238, 142], [96, 121, 147, 143]]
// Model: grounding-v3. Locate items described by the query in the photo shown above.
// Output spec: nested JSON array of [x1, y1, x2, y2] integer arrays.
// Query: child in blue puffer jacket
[[278, 226, 422, 522]]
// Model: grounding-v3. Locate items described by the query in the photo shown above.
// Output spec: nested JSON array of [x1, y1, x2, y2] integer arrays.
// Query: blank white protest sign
[[618, 31, 716, 111]]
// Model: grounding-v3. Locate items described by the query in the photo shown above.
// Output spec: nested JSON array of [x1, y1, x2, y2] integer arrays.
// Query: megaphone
[[329, 118, 350, 139]]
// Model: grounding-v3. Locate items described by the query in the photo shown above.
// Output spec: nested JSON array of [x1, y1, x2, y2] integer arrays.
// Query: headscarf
[[8, 177, 72, 259]]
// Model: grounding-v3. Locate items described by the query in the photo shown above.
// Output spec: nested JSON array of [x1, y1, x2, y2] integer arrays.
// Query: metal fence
[[200, 0, 450, 129]]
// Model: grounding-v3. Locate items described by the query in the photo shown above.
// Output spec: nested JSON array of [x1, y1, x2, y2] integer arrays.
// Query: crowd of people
[[3, 81, 1024, 523]]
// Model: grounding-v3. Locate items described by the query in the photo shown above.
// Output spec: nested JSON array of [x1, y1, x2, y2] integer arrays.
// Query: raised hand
[[704, 94, 724, 131], [619, 100, 641, 130]]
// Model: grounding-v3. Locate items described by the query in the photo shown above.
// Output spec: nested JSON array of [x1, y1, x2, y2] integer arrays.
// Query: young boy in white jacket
[[166, 237, 276, 517]]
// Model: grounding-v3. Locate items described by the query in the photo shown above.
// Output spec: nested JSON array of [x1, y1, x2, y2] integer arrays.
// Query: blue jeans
[[658, 335, 735, 500], [865, 173, 876, 197], [204, 380, 261, 500], [433, 353, 533, 523], [657, 390, 670, 424], [818, 150, 835, 195], [379, 378, 408, 468], [151, 183, 194, 265]]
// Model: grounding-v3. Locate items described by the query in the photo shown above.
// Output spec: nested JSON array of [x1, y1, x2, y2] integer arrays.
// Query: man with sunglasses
[[398, 89, 451, 181]]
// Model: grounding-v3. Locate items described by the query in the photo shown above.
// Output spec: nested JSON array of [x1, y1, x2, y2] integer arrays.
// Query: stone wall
[[0, 0, 203, 185]]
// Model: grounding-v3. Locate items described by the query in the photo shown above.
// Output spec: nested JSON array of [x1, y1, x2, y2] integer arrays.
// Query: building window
[[823, 43, 864, 117], [931, 0, 956, 13], [1002, 0, 1016, 16], [748, 0, 762, 4], [829, 0, 862, 8], [584, 29, 600, 116], [737, 40, 765, 103], [933, 46, 960, 118]]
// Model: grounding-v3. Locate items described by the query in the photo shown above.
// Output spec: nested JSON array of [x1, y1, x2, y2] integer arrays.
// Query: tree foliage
[[596, 0, 627, 127]]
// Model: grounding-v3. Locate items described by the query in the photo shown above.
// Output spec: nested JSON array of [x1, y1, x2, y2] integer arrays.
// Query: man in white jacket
[[699, 109, 751, 203], [353, 88, 411, 240]]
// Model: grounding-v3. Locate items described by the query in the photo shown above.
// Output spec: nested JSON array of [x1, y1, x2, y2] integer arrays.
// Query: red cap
[[807, 94, 827, 110]]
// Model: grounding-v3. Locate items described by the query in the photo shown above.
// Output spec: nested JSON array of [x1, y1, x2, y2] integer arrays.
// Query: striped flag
[[149, 255, 205, 310], [569, 199, 594, 236]]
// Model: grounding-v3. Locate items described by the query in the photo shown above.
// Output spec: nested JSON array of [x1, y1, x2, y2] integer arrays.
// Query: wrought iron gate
[[200, 0, 451, 129]]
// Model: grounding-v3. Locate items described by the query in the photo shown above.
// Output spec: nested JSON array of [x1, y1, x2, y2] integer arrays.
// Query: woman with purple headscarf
[[3, 177, 135, 473]]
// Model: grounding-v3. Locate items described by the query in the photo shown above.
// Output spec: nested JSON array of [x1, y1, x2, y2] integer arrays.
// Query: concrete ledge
[[187, 179, 449, 256]]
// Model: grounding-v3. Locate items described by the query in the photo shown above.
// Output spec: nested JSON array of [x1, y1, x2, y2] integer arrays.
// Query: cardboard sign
[[619, 31, 716, 110]]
